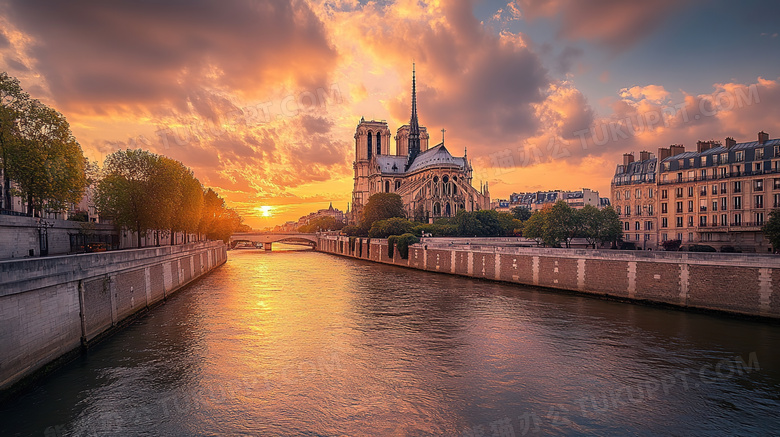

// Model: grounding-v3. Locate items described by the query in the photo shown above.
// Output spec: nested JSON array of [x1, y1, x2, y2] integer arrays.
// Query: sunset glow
[[1, 0, 777, 228]]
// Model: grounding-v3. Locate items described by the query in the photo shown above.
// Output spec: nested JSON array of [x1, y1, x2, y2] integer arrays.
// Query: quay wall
[[0, 241, 227, 392], [318, 236, 780, 319]]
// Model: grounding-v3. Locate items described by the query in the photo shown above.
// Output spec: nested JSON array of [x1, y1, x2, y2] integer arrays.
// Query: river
[[2, 247, 779, 436]]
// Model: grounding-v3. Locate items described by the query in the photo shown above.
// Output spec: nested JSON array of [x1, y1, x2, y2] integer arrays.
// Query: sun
[[254, 205, 273, 217]]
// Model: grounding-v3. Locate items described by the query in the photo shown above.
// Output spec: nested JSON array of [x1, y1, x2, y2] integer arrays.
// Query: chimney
[[639, 151, 651, 161], [622, 153, 634, 166], [696, 140, 718, 153], [669, 144, 685, 157], [758, 131, 769, 144], [725, 137, 737, 148], [658, 147, 672, 161]]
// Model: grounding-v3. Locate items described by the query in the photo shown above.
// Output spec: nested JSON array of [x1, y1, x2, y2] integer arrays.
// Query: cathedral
[[350, 66, 490, 224]]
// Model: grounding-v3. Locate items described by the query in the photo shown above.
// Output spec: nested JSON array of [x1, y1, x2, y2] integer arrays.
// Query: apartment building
[[611, 151, 658, 249], [612, 131, 778, 252]]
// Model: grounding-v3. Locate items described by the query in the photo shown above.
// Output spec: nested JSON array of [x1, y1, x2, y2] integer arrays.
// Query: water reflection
[[1, 248, 779, 436]]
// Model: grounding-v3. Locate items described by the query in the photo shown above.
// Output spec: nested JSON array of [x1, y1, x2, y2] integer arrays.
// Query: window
[[712, 184, 718, 195], [616, 205, 621, 215], [625, 190, 630, 200], [616, 191, 621, 200], [700, 186, 707, 196], [376, 132, 382, 155], [385, 180, 390, 192], [720, 182, 727, 194], [700, 216, 707, 226], [648, 188, 654, 198], [677, 172, 683, 182], [688, 200, 694, 212], [662, 233, 668, 241], [661, 189, 668, 199], [700, 169, 707, 180], [720, 153, 729, 163], [712, 200, 718, 211], [733, 196, 742, 210], [755, 179, 764, 191], [626, 205, 631, 216], [699, 199, 707, 212], [735, 151, 744, 162], [624, 221, 630, 231], [367, 132, 373, 158], [688, 186, 694, 197], [721, 197, 727, 211], [689, 158, 696, 167], [688, 216, 694, 227], [719, 167, 728, 178], [756, 148, 764, 160], [663, 162, 670, 171], [661, 203, 668, 213], [774, 178, 780, 190], [755, 195, 764, 208], [645, 234, 651, 241], [677, 233, 683, 241], [733, 213, 742, 226], [775, 193, 780, 208], [648, 205, 654, 215], [755, 162, 762, 172], [688, 233, 694, 242], [676, 217, 683, 227], [712, 215, 718, 226], [662, 217, 668, 228], [757, 212, 765, 226], [635, 188, 641, 199], [676, 201, 683, 213], [635, 234, 640, 241], [636, 204, 641, 216], [645, 221, 653, 231], [775, 145, 780, 157], [733, 181, 742, 193], [676, 188, 683, 198], [635, 221, 641, 231]]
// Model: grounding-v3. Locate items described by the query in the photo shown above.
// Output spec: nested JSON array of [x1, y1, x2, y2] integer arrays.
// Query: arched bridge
[[230, 232, 318, 250]]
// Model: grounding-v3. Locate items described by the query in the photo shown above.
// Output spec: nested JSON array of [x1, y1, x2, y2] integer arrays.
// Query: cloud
[[516, 0, 694, 50], [4, 0, 338, 114], [619, 85, 670, 103]]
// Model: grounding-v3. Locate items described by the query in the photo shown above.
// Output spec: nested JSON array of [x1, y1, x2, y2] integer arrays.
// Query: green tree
[[198, 188, 241, 242], [455, 210, 504, 237], [580, 205, 603, 248], [511, 205, 532, 221], [8, 99, 87, 215], [368, 217, 415, 238], [522, 208, 547, 245], [0, 72, 29, 211], [413, 203, 428, 223], [95, 149, 159, 248], [299, 216, 339, 233], [360, 193, 405, 234], [545, 201, 581, 248], [599, 206, 623, 247], [762, 209, 780, 251]]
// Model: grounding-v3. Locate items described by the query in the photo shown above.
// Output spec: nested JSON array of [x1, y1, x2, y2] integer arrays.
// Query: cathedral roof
[[406, 143, 466, 173], [376, 155, 408, 174]]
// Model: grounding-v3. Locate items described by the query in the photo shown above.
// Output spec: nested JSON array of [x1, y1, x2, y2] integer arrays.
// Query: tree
[[545, 201, 581, 248], [299, 216, 339, 233], [198, 188, 241, 242], [599, 206, 623, 247], [413, 203, 428, 223], [580, 205, 603, 248], [762, 209, 780, 251], [497, 212, 523, 236], [7, 98, 87, 216], [0, 72, 29, 211], [455, 210, 504, 237], [368, 217, 415, 238], [95, 149, 159, 248], [511, 206, 532, 221], [522, 208, 547, 245], [360, 193, 405, 234]]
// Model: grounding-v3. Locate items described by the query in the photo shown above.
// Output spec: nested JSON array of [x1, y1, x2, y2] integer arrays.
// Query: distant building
[[611, 151, 658, 249], [611, 131, 778, 252], [350, 66, 490, 224], [507, 188, 604, 212]]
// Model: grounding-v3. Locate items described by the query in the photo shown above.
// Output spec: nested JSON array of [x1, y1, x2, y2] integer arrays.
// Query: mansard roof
[[661, 138, 780, 162], [406, 143, 466, 173]]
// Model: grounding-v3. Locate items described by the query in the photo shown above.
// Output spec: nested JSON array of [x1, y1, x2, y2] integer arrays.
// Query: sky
[[1, 0, 778, 228]]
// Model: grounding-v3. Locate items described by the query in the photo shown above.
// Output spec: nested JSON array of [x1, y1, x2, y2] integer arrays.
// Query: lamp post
[[36, 217, 54, 256]]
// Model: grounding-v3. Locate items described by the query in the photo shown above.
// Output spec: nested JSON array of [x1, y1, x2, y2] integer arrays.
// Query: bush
[[387, 235, 397, 259], [395, 233, 420, 259], [412, 223, 459, 237], [661, 239, 682, 251], [341, 225, 361, 236], [689, 244, 717, 252], [720, 245, 741, 253], [369, 217, 415, 238]]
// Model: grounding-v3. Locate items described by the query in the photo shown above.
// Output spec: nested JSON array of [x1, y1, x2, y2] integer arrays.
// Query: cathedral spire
[[406, 63, 421, 169]]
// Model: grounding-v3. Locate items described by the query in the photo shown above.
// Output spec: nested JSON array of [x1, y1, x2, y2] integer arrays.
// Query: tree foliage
[[762, 209, 780, 251], [1, 74, 87, 215], [360, 193, 405, 234], [368, 217, 415, 238], [511, 206, 532, 221], [523, 202, 621, 248], [298, 216, 343, 233]]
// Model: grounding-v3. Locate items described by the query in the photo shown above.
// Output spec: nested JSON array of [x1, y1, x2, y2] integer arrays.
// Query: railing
[[658, 168, 780, 185]]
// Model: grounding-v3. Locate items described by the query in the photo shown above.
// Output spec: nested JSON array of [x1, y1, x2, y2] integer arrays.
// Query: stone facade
[[318, 235, 780, 319], [0, 241, 227, 392]]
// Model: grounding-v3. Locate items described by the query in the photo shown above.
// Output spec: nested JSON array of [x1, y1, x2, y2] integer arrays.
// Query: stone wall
[[0, 241, 227, 392], [319, 236, 780, 319]]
